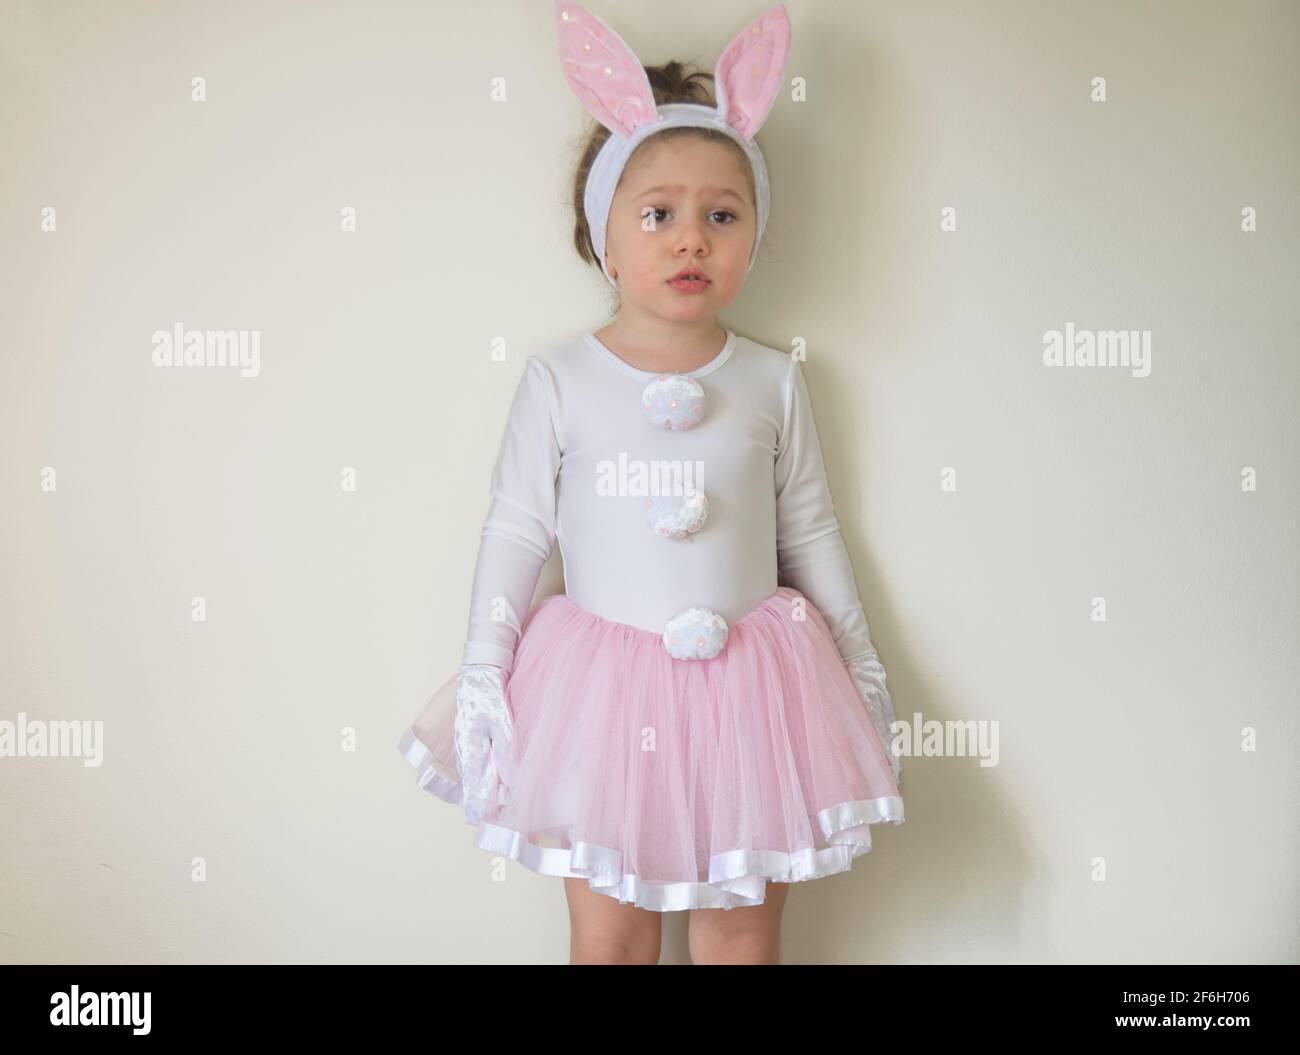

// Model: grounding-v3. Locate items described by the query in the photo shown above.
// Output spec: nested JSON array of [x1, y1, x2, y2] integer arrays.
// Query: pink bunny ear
[[714, 4, 791, 140], [554, 0, 658, 138]]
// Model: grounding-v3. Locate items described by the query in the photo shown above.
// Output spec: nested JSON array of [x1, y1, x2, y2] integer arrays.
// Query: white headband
[[554, 2, 791, 288]]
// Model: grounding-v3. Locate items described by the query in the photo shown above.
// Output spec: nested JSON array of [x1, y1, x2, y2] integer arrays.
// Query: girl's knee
[[689, 924, 781, 965], [569, 932, 661, 964]]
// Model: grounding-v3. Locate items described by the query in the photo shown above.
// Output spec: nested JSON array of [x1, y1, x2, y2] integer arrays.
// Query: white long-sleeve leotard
[[461, 329, 882, 673]]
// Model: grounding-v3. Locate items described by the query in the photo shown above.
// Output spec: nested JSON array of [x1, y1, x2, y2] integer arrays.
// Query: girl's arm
[[462, 356, 563, 672], [774, 357, 900, 779]]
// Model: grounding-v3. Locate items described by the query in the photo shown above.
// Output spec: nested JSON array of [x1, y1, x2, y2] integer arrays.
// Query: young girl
[[399, 1, 903, 964]]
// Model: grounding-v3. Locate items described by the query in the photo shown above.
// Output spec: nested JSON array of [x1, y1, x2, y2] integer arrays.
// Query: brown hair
[[568, 60, 755, 276]]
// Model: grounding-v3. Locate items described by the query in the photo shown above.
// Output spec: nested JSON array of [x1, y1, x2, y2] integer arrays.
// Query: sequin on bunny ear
[[662, 606, 728, 660], [641, 374, 706, 430], [641, 489, 708, 539]]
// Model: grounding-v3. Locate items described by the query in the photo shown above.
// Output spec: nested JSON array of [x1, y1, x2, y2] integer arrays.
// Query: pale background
[[1, 0, 1296, 965]]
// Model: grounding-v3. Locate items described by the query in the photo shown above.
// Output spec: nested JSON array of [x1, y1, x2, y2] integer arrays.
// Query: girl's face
[[602, 135, 757, 324]]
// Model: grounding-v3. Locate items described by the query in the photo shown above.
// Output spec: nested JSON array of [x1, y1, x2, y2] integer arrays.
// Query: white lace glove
[[453, 663, 515, 825], [845, 652, 902, 787]]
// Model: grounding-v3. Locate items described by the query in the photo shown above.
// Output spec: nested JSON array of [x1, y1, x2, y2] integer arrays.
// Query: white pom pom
[[662, 606, 728, 660], [642, 488, 708, 539], [641, 373, 706, 430]]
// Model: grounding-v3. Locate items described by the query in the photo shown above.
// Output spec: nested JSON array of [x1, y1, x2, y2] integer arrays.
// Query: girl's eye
[[641, 207, 738, 226]]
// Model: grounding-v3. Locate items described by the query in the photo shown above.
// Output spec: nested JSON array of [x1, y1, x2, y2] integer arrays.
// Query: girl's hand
[[452, 663, 516, 824], [845, 653, 902, 789]]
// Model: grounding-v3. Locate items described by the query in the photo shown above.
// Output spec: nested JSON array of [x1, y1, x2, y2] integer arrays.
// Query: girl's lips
[[668, 277, 710, 293]]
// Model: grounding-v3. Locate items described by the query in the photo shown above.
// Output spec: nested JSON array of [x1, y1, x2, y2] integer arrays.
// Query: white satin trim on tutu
[[401, 717, 903, 912], [476, 792, 902, 911]]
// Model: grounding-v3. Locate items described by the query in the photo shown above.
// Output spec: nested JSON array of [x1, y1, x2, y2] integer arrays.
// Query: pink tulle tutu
[[398, 586, 904, 911]]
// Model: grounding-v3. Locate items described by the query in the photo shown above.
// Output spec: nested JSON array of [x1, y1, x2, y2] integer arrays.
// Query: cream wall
[[1, 0, 1296, 964]]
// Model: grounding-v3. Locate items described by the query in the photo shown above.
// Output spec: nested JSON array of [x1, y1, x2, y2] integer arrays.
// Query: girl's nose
[[674, 222, 709, 255]]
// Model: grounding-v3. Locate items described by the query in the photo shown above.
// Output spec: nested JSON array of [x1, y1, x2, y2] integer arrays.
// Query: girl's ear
[[714, 4, 791, 140], [554, 0, 658, 138]]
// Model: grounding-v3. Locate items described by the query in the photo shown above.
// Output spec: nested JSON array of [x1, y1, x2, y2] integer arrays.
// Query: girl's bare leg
[[688, 880, 789, 964], [564, 877, 663, 964]]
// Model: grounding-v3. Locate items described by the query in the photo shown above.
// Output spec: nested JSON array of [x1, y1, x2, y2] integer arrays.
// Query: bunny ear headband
[[553, 1, 791, 287]]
